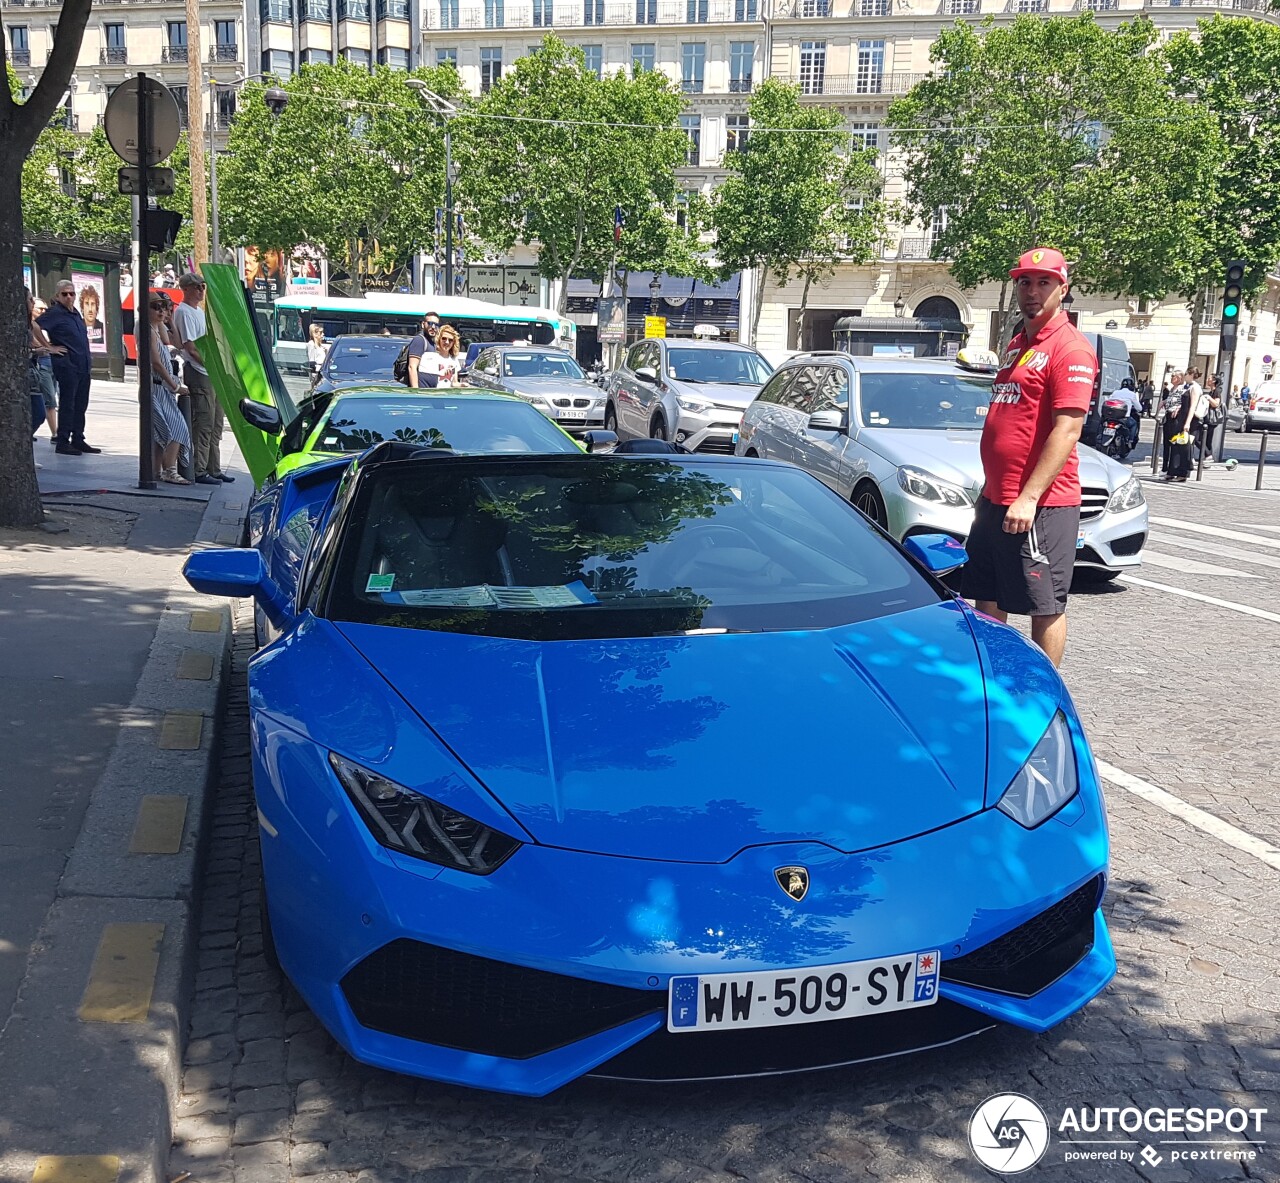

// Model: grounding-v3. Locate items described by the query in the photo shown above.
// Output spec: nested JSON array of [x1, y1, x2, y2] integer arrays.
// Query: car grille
[[1111, 531, 1145, 556], [551, 398, 593, 408], [1080, 486, 1109, 521], [694, 437, 738, 455], [940, 876, 1101, 998], [594, 998, 995, 1082], [340, 939, 663, 1059]]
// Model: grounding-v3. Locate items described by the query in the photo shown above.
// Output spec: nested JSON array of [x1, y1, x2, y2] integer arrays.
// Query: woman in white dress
[[424, 324, 462, 388], [149, 296, 193, 484]]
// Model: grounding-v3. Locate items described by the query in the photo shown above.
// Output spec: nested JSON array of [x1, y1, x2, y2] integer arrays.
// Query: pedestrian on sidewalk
[[27, 290, 62, 442], [172, 273, 233, 485], [148, 294, 192, 485], [406, 312, 440, 388], [1158, 371, 1185, 473], [37, 279, 100, 456], [962, 247, 1096, 668], [1164, 368, 1201, 482]]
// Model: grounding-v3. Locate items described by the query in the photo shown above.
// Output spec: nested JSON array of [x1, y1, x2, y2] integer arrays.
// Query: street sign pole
[[136, 74, 155, 490], [1217, 347, 1235, 462]]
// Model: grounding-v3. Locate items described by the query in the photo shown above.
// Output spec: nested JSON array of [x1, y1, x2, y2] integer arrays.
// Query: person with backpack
[[402, 312, 440, 388]]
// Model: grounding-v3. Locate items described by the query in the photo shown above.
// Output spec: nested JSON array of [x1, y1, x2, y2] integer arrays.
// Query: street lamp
[[893, 293, 906, 318], [649, 275, 662, 315], [207, 74, 289, 261], [406, 79, 459, 297]]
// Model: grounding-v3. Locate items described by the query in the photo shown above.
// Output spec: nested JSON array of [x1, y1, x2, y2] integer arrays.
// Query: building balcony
[[426, 0, 760, 27], [210, 42, 240, 61], [939, 0, 979, 12], [777, 70, 929, 97], [10, 48, 31, 65], [162, 44, 188, 62], [777, 0, 894, 14], [99, 46, 128, 65], [681, 78, 704, 92], [728, 76, 752, 92], [897, 236, 936, 260]]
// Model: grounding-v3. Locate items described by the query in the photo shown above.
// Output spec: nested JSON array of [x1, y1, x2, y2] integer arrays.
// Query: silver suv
[[602, 338, 773, 454], [735, 353, 1148, 579]]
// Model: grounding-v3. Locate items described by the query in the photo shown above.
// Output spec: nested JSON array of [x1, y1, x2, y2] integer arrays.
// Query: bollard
[[1258, 432, 1270, 491], [1195, 421, 1206, 482], [177, 391, 194, 482], [1151, 417, 1162, 474]]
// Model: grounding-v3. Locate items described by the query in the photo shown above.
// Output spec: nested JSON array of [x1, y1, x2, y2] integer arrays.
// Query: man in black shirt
[[407, 312, 440, 389], [38, 281, 99, 455]]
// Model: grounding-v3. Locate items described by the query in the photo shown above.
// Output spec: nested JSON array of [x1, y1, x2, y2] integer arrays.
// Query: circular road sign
[[103, 78, 181, 167]]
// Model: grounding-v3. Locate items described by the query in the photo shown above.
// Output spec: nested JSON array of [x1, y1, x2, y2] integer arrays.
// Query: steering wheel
[[650, 524, 762, 584]]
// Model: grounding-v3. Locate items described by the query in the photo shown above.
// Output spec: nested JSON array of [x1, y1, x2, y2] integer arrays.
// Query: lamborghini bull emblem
[[775, 866, 810, 901]]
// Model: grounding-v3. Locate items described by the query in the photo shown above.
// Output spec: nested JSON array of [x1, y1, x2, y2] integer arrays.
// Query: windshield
[[314, 396, 580, 456], [326, 338, 404, 378], [326, 458, 937, 640], [666, 348, 773, 386], [859, 372, 994, 430], [502, 351, 584, 379]]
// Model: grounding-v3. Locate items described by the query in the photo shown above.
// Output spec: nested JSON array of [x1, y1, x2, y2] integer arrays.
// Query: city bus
[[268, 293, 577, 374]]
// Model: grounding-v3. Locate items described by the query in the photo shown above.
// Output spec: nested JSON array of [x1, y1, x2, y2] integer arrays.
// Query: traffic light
[[145, 207, 183, 253], [1220, 259, 1245, 353]]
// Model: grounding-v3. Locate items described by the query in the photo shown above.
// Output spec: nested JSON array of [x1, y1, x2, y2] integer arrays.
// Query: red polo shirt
[[980, 312, 1097, 507]]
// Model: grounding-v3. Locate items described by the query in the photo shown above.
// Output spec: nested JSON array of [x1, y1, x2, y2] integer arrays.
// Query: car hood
[[669, 379, 761, 410], [502, 375, 601, 399], [336, 601, 992, 862], [858, 429, 1125, 494]]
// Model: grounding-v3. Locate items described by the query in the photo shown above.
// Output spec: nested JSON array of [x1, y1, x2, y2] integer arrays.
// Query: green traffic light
[[1224, 301, 1240, 319]]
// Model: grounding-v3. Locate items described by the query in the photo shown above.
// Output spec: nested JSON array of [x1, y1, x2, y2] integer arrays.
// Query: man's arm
[[1002, 409, 1086, 533]]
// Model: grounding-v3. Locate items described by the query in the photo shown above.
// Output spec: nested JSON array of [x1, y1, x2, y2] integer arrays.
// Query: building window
[[855, 39, 884, 94], [213, 20, 238, 59], [631, 43, 654, 73], [167, 20, 187, 46], [681, 43, 705, 93], [215, 87, 237, 126], [102, 22, 127, 63], [944, 0, 977, 10], [344, 47, 373, 67], [377, 0, 410, 15], [858, 0, 889, 13], [680, 114, 701, 166], [583, 45, 602, 77], [636, 0, 656, 23], [1013, 0, 1044, 9], [379, 47, 410, 68], [439, 0, 460, 27], [799, 41, 825, 95], [533, 0, 554, 25], [726, 113, 749, 153], [436, 47, 458, 67], [261, 0, 293, 21], [848, 121, 879, 152], [687, 0, 708, 21], [485, 0, 505, 26], [801, 0, 830, 15], [263, 49, 294, 76], [302, 0, 330, 18], [735, 0, 757, 17], [170, 85, 189, 129], [8, 26, 30, 66], [480, 47, 503, 92], [338, 0, 372, 18], [729, 40, 752, 91], [302, 48, 333, 64], [584, 0, 604, 24]]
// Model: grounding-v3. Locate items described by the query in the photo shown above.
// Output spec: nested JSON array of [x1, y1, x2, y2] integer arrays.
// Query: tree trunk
[[1187, 290, 1204, 370], [796, 268, 813, 350], [751, 266, 767, 343], [992, 279, 1014, 354], [186, 0, 208, 266], [0, 162, 43, 528]]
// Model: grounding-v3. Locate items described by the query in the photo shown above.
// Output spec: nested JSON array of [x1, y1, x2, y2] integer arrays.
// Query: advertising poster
[[22, 253, 34, 298], [598, 295, 627, 343], [504, 266, 540, 307], [466, 267, 504, 305], [286, 245, 326, 299], [244, 245, 285, 308], [70, 260, 108, 354], [644, 315, 666, 339]]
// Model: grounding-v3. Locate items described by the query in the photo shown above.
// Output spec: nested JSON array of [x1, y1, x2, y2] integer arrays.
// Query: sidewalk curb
[[0, 484, 246, 1183]]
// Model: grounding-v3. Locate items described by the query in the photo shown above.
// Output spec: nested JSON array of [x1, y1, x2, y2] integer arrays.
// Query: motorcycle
[[1098, 397, 1136, 460]]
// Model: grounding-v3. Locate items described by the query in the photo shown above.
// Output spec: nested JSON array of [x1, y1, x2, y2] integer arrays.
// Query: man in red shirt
[[963, 247, 1098, 666]]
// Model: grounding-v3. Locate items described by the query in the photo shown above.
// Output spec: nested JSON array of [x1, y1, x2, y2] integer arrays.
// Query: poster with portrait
[[71, 261, 108, 354], [598, 295, 627, 343], [287, 245, 326, 298], [243, 245, 285, 309], [22, 253, 35, 300]]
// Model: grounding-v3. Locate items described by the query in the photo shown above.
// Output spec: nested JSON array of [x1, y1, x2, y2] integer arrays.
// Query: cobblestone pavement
[[171, 479, 1280, 1183]]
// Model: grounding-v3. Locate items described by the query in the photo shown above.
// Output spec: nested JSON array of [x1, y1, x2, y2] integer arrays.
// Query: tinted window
[[627, 342, 650, 371], [277, 308, 305, 342], [783, 365, 825, 413], [666, 347, 772, 385], [326, 458, 938, 640], [755, 369, 795, 405], [858, 372, 993, 430], [502, 351, 585, 379], [315, 396, 580, 455], [816, 367, 850, 411], [324, 338, 404, 377]]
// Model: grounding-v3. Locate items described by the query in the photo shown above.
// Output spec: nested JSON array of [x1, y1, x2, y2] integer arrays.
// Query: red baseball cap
[[1010, 247, 1070, 284]]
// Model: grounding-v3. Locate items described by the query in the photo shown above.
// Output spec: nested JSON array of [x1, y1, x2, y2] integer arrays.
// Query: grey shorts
[[962, 496, 1080, 616], [33, 362, 57, 409]]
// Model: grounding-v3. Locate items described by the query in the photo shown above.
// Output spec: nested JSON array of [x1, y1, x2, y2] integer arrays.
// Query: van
[[1078, 332, 1138, 447]]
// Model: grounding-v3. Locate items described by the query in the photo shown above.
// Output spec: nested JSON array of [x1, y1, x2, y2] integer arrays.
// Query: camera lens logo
[[969, 1093, 1050, 1173]]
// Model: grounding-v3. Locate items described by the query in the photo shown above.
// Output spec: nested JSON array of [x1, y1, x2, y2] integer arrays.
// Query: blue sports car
[[184, 448, 1114, 1096]]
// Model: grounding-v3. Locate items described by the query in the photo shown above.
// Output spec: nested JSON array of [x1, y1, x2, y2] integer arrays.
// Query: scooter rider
[[1107, 378, 1142, 455]]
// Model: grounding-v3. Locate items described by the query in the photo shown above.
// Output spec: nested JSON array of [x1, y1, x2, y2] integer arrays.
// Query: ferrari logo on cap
[[775, 866, 809, 901], [1031, 249, 1044, 263]]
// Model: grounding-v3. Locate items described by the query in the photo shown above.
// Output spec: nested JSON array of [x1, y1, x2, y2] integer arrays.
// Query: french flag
[[614, 205, 624, 244]]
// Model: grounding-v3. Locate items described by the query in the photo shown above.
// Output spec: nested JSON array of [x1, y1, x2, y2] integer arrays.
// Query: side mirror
[[808, 407, 848, 433], [903, 533, 968, 578], [581, 429, 619, 453], [634, 366, 658, 384], [183, 548, 291, 628], [239, 397, 283, 436]]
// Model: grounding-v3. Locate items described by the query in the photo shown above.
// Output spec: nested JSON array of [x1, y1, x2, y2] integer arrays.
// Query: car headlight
[[676, 394, 712, 414], [896, 465, 972, 508], [1106, 476, 1145, 513], [528, 397, 553, 412], [329, 752, 521, 873], [996, 712, 1079, 828]]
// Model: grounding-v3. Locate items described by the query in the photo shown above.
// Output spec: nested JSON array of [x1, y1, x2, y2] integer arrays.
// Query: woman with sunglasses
[[423, 324, 462, 388], [148, 296, 193, 484]]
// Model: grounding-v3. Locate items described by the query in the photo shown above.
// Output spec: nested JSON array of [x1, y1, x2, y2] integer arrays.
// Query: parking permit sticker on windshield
[[366, 573, 396, 593], [380, 581, 598, 608], [323, 436, 339, 447]]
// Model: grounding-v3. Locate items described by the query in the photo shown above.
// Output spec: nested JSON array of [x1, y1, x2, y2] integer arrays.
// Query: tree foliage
[[460, 36, 690, 313], [887, 15, 1222, 344], [712, 80, 886, 338], [217, 61, 465, 293]]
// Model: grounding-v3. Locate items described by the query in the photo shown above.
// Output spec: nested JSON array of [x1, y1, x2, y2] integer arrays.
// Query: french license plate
[[558, 410, 587, 421], [667, 950, 940, 1033], [1077, 531, 1085, 550]]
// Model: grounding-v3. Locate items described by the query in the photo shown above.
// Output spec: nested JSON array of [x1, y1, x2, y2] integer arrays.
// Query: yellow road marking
[[176, 650, 215, 680], [129, 795, 188, 855], [31, 1157, 121, 1183], [188, 609, 222, 633], [78, 923, 165, 1023], [159, 712, 203, 750]]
